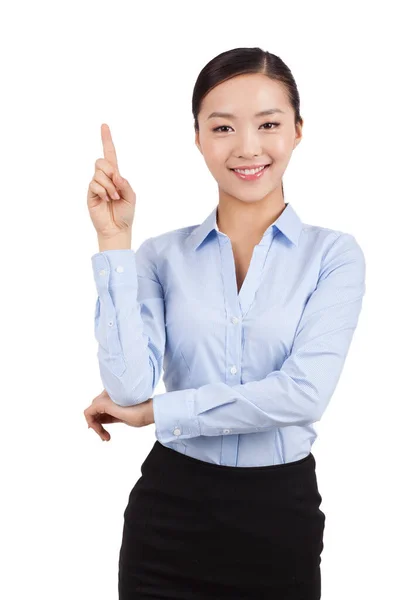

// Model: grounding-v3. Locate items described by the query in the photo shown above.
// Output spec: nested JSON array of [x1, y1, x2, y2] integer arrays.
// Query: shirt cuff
[[152, 389, 201, 444], [91, 249, 138, 296]]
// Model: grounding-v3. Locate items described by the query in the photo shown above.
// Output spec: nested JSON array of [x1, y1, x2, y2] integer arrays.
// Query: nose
[[235, 129, 263, 158]]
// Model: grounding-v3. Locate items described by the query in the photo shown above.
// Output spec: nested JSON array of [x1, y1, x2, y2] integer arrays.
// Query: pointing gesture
[[87, 123, 136, 240], [101, 122, 119, 171]]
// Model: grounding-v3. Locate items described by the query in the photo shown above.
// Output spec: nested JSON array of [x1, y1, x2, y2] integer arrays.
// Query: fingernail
[[112, 192, 120, 200]]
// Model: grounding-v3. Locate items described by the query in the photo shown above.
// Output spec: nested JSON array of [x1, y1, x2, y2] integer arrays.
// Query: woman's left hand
[[83, 389, 154, 441]]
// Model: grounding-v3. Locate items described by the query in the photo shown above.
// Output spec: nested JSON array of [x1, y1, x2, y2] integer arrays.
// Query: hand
[[87, 123, 136, 240], [83, 389, 154, 442]]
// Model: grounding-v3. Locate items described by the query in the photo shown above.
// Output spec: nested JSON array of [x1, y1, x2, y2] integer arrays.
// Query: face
[[195, 73, 303, 205]]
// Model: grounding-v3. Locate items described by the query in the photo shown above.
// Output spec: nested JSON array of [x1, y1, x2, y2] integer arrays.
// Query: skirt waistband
[[142, 441, 316, 482]]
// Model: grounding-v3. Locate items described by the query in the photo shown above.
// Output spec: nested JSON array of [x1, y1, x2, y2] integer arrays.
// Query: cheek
[[204, 151, 229, 174], [202, 138, 230, 161], [272, 135, 293, 158]]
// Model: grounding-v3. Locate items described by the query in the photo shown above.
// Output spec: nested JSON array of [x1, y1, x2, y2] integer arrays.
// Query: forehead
[[199, 73, 290, 118]]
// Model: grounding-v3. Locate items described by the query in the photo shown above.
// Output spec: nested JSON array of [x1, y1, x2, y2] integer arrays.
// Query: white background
[[1, 1, 398, 598]]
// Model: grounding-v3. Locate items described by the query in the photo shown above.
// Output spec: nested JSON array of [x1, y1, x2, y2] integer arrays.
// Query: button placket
[[218, 237, 243, 465]]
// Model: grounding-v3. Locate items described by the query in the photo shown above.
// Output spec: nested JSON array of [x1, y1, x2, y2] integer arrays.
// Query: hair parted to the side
[[192, 47, 303, 199]]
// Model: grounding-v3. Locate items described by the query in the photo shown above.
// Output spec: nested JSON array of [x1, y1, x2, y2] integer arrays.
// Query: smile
[[230, 164, 271, 181]]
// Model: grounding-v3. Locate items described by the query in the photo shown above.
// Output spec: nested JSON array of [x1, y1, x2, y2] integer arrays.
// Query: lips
[[229, 164, 271, 171], [230, 163, 271, 181]]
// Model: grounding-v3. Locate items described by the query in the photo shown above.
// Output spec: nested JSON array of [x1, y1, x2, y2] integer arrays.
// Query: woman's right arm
[[91, 237, 166, 407], [87, 124, 165, 407]]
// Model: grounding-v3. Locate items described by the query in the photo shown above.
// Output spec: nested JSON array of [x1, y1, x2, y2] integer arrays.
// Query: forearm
[[91, 236, 166, 407]]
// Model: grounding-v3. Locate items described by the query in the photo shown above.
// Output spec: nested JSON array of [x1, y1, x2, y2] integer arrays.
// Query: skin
[[84, 391, 154, 442], [195, 72, 303, 243], [85, 73, 303, 442]]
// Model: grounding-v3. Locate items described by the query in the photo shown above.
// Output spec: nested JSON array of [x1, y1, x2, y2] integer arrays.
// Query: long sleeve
[[153, 232, 366, 444], [91, 237, 166, 406]]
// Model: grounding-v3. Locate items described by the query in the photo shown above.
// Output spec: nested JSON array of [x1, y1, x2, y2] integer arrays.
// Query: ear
[[293, 120, 303, 149]]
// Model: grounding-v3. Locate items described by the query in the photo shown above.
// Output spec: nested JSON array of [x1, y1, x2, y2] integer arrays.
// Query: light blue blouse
[[91, 202, 366, 466]]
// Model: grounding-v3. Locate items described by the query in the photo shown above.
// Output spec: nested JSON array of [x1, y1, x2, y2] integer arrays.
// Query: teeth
[[234, 165, 266, 175]]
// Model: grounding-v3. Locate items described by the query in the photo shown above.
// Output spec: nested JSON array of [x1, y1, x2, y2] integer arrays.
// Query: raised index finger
[[101, 123, 119, 169]]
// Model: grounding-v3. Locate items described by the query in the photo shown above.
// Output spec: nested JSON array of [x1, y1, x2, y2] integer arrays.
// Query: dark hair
[[192, 47, 303, 199]]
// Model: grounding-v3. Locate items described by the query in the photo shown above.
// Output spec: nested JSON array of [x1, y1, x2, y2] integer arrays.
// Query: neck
[[216, 191, 286, 243]]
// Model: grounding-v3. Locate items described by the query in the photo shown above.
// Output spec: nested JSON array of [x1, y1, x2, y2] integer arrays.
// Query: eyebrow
[[207, 108, 285, 120]]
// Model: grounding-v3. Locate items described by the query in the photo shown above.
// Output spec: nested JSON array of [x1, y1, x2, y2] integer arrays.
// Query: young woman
[[85, 47, 366, 599]]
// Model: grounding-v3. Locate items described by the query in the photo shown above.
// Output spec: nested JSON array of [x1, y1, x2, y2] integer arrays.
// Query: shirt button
[[223, 428, 231, 434], [116, 265, 124, 273], [173, 427, 181, 436], [108, 320, 113, 327], [230, 365, 237, 374], [99, 269, 107, 276], [231, 316, 239, 324]]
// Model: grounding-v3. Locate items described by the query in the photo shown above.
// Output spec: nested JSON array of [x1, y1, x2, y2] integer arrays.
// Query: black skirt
[[118, 440, 326, 599]]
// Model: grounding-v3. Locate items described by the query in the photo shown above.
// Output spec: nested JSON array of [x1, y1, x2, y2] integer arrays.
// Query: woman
[[84, 47, 366, 599]]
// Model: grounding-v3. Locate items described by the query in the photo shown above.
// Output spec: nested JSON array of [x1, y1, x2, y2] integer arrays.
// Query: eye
[[212, 125, 232, 133], [212, 122, 280, 133], [261, 122, 280, 130]]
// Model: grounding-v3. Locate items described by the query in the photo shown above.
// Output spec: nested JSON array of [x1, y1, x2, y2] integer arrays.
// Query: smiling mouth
[[228, 164, 271, 180], [229, 164, 271, 172]]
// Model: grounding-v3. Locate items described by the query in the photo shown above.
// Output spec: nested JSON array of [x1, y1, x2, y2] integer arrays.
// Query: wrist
[[97, 231, 132, 251], [144, 398, 155, 426]]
